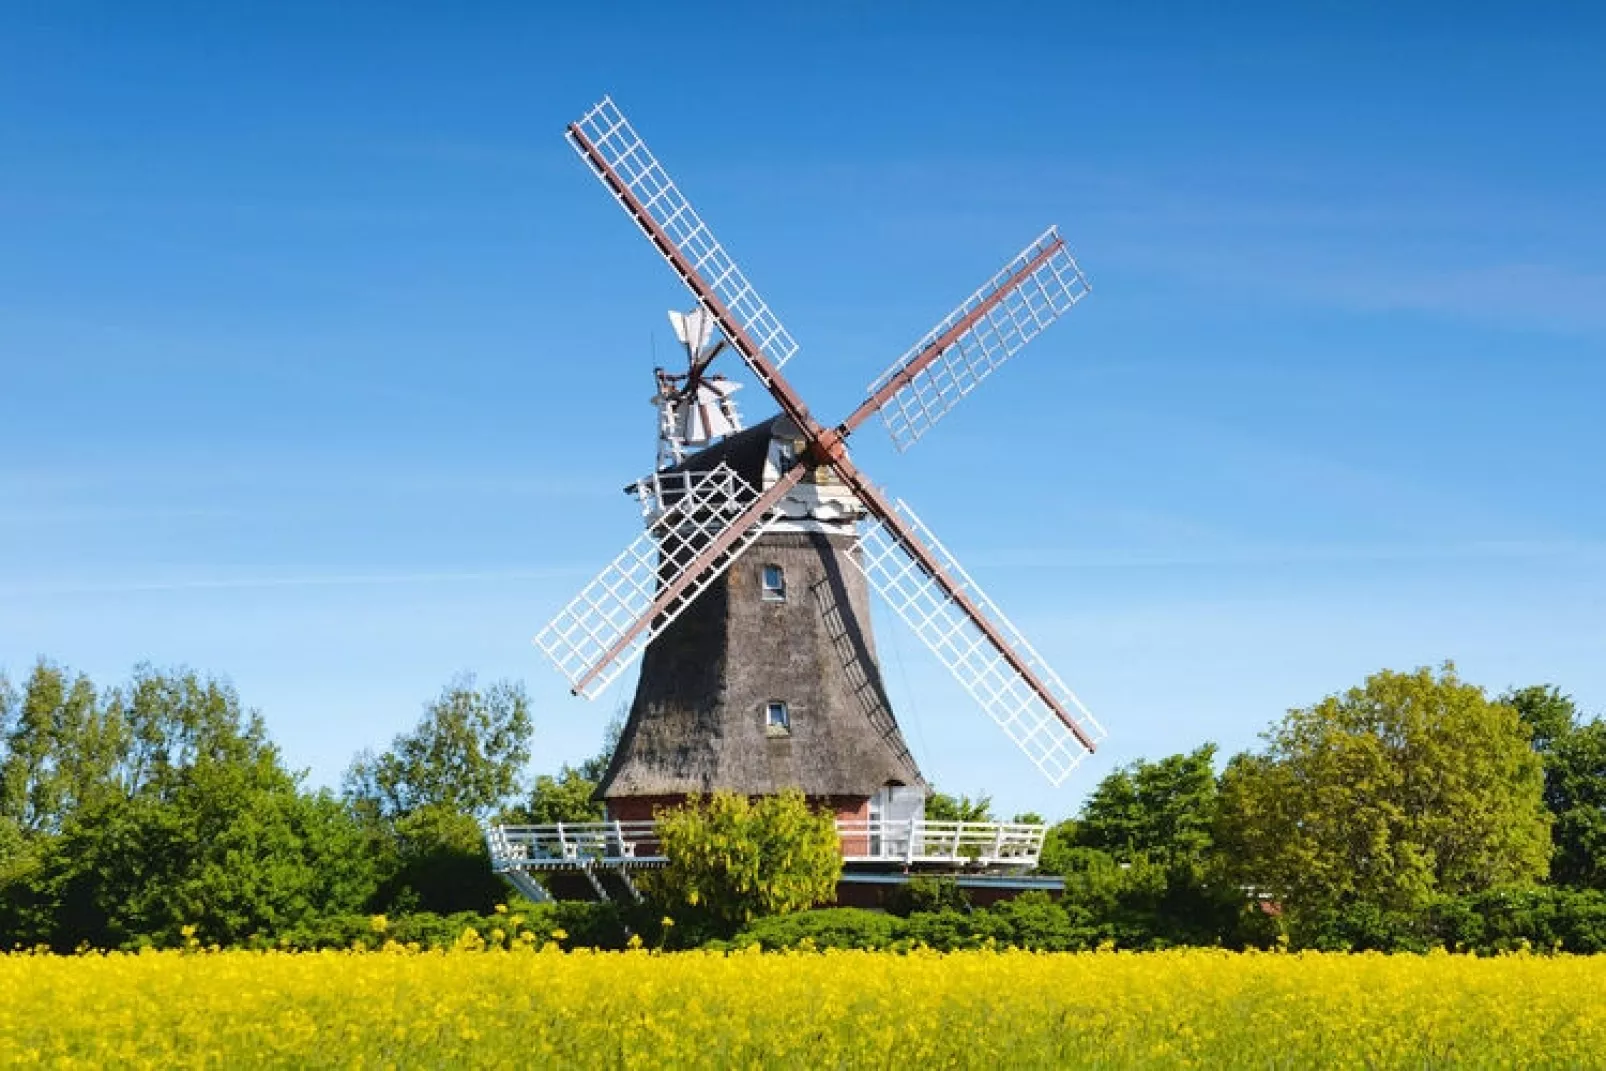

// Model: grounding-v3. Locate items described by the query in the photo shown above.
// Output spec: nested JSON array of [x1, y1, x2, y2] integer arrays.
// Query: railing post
[[906, 818, 916, 865]]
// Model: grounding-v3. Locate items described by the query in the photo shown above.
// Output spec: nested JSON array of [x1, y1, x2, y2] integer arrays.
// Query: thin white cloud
[[0, 567, 590, 598], [972, 538, 1606, 571]]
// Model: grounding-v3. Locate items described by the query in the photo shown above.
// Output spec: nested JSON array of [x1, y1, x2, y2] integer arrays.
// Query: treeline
[[931, 667, 1606, 953], [2, 660, 1604, 953], [0, 664, 540, 950]]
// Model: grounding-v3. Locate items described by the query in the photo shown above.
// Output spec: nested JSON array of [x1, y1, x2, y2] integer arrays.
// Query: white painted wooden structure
[[485, 819, 1047, 903]]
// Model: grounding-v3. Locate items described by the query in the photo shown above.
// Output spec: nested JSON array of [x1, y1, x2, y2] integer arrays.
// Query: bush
[[1276, 886, 1606, 954], [1298, 901, 1439, 953], [171, 898, 632, 953], [983, 892, 1098, 951], [1435, 887, 1606, 954], [730, 898, 1101, 954], [732, 908, 905, 951], [651, 790, 841, 934], [883, 877, 970, 918]]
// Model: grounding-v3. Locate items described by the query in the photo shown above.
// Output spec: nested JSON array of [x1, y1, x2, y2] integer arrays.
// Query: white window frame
[[765, 700, 790, 733], [760, 563, 786, 601]]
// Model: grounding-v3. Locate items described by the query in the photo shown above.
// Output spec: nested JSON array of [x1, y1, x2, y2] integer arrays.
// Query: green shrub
[[732, 908, 905, 951], [651, 790, 842, 935], [1435, 887, 1606, 954], [211, 898, 630, 953], [883, 877, 970, 918], [983, 892, 1097, 951]]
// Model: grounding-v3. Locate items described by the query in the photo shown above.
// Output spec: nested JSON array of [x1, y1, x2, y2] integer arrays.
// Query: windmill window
[[761, 564, 786, 601], [765, 700, 791, 734]]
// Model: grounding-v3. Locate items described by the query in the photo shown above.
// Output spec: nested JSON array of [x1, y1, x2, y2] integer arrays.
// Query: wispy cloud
[[1145, 246, 1606, 336], [0, 567, 589, 598], [1047, 170, 1606, 336], [972, 538, 1606, 571]]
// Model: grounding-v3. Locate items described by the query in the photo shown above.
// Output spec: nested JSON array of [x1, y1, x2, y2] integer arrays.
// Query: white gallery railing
[[487, 819, 1046, 872]]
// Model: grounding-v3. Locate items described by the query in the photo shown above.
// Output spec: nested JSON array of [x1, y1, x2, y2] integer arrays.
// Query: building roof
[[659, 413, 786, 487]]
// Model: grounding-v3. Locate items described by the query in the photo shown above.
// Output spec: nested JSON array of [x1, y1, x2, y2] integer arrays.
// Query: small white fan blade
[[667, 307, 716, 355], [693, 383, 741, 440]]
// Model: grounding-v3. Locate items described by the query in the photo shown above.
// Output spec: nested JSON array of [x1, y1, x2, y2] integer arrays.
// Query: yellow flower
[[2, 945, 1603, 1065], [369, 915, 388, 934]]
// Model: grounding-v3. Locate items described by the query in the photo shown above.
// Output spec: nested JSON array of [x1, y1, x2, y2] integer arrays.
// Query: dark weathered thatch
[[656, 415, 779, 487], [598, 522, 926, 801]]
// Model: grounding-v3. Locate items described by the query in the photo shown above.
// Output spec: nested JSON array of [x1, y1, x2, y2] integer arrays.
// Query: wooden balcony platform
[[486, 819, 1051, 903]]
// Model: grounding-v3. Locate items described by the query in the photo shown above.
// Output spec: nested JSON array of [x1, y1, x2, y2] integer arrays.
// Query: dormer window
[[766, 700, 791, 734], [761, 564, 786, 601]]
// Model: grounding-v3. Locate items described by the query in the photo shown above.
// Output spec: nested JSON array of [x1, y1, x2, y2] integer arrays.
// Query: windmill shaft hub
[[807, 427, 852, 468]]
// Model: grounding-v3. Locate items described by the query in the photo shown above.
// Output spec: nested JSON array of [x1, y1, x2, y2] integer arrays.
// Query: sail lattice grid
[[869, 228, 1089, 452], [569, 97, 799, 368], [855, 502, 1105, 785], [535, 463, 779, 697]]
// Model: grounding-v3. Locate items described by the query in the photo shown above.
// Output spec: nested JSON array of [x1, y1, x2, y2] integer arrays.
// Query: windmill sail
[[862, 228, 1090, 452], [535, 463, 791, 697], [854, 501, 1104, 785], [568, 98, 800, 371]]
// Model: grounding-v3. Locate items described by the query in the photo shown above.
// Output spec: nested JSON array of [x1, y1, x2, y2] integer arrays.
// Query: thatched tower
[[599, 416, 927, 827]]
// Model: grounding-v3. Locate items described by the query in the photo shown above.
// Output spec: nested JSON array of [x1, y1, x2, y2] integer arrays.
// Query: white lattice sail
[[569, 97, 800, 369], [536, 463, 781, 698], [868, 228, 1089, 452], [855, 501, 1105, 784]]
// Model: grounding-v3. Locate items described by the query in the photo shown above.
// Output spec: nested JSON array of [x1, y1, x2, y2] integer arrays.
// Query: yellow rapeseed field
[[2, 944, 1604, 1068]]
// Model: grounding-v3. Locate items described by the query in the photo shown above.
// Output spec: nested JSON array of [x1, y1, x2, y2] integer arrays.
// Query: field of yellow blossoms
[[3, 943, 1604, 1068]]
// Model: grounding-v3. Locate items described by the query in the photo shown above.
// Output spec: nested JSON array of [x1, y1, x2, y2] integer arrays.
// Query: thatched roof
[[658, 414, 783, 487]]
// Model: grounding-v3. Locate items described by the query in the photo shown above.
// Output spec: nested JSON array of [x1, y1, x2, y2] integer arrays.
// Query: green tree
[[504, 713, 622, 826], [924, 791, 994, 823], [0, 661, 123, 838], [1, 665, 377, 949], [1036, 747, 1246, 947], [1506, 685, 1578, 756], [1507, 685, 1606, 890], [1546, 722, 1606, 889], [343, 676, 533, 915], [1218, 664, 1551, 936], [520, 768, 605, 825], [380, 802, 505, 915], [1076, 745, 1219, 868], [345, 675, 532, 821], [1036, 818, 1081, 876], [652, 790, 842, 934]]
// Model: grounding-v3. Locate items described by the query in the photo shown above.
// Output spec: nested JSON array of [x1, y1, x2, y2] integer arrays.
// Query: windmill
[[535, 97, 1105, 838]]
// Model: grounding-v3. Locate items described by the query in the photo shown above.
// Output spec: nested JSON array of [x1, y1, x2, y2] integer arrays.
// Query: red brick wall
[[604, 796, 679, 824], [829, 796, 870, 855]]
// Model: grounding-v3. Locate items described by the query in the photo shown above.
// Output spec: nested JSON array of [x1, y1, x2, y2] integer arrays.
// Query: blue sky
[[2, 4, 1603, 819]]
